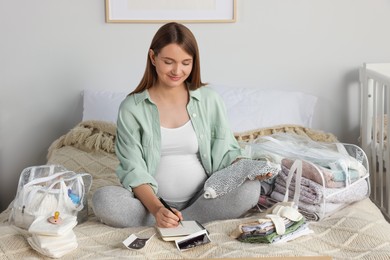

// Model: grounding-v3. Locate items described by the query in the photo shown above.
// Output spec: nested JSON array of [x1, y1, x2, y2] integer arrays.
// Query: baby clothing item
[[203, 159, 280, 199], [230, 201, 312, 244], [27, 214, 78, 258]]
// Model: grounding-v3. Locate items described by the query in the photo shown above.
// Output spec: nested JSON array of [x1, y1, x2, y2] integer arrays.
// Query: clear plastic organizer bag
[[8, 164, 92, 229], [241, 133, 370, 221]]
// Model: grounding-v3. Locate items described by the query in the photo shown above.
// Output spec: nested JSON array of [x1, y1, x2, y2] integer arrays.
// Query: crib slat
[[360, 66, 372, 156], [372, 81, 379, 204], [377, 82, 384, 208], [386, 84, 390, 213]]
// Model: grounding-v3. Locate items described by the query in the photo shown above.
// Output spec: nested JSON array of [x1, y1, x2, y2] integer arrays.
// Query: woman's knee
[[91, 186, 155, 227], [230, 180, 261, 207], [91, 186, 133, 227], [183, 180, 261, 223], [92, 186, 130, 209]]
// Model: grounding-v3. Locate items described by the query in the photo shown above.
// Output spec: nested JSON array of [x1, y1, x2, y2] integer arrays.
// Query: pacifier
[[48, 211, 62, 224]]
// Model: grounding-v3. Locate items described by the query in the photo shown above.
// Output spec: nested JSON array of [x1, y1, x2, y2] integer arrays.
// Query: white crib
[[360, 63, 390, 220]]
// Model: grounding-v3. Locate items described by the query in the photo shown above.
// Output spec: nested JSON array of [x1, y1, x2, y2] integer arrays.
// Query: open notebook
[[156, 220, 207, 242]]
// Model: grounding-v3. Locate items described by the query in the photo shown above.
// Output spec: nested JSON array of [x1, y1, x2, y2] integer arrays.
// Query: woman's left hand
[[256, 172, 273, 181]]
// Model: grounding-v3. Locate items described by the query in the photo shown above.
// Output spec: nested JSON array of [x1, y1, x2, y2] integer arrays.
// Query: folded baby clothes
[[27, 213, 78, 258], [204, 158, 280, 199], [231, 201, 312, 244]]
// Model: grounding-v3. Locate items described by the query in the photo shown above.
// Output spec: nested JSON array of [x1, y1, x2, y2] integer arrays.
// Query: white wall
[[1, 0, 390, 211]]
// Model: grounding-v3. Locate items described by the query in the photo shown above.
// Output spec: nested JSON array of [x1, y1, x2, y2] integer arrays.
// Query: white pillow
[[82, 90, 127, 123], [211, 85, 317, 133], [82, 87, 317, 133]]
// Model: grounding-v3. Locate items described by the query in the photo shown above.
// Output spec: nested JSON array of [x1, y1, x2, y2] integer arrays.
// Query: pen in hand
[[159, 197, 183, 226]]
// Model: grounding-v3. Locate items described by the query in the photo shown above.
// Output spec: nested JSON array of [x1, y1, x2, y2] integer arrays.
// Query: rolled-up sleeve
[[115, 95, 159, 194]]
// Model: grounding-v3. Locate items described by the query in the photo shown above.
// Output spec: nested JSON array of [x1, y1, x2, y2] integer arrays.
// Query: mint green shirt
[[115, 86, 242, 194]]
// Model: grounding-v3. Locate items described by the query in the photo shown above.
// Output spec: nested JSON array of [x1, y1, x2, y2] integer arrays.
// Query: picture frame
[[105, 0, 236, 23]]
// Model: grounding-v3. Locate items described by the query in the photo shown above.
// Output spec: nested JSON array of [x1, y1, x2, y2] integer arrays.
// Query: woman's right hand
[[155, 207, 183, 228], [132, 184, 183, 228]]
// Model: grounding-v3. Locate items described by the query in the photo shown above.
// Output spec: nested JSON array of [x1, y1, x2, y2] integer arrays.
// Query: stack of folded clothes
[[27, 212, 78, 258], [231, 202, 313, 244]]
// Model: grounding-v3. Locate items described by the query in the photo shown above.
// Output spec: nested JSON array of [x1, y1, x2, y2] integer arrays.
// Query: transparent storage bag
[[242, 133, 370, 220], [8, 165, 92, 230]]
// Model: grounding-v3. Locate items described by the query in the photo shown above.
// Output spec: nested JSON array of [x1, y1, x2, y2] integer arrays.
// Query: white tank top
[[155, 121, 207, 206]]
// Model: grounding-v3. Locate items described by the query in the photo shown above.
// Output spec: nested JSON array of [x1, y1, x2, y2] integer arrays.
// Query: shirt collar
[[133, 87, 202, 104], [189, 88, 201, 101], [133, 90, 151, 105]]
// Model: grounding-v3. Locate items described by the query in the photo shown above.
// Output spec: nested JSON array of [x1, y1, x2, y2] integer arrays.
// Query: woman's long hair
[[130, 22, 206, 95]]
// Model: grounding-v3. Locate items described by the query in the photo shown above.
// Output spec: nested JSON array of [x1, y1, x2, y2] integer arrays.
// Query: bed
[[1, 86, 390, 259], [360, 62, 390, 221]]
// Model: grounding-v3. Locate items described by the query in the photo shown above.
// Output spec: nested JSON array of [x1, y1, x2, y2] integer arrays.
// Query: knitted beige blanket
[[1, 121, 390, 259], [48, 121, 338, 157]]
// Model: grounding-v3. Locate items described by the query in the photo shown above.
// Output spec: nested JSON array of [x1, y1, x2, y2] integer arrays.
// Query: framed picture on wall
[[105, 0, 236, 23]]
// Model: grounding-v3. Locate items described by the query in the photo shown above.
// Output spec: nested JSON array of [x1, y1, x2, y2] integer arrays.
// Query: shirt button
[[200, 134, 203, 139], [192, 113, 197, 117], [203, 154, 206, 158]]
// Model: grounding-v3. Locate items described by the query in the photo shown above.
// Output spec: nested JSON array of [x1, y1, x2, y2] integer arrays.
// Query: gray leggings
[[92, 180, 261, 228]]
